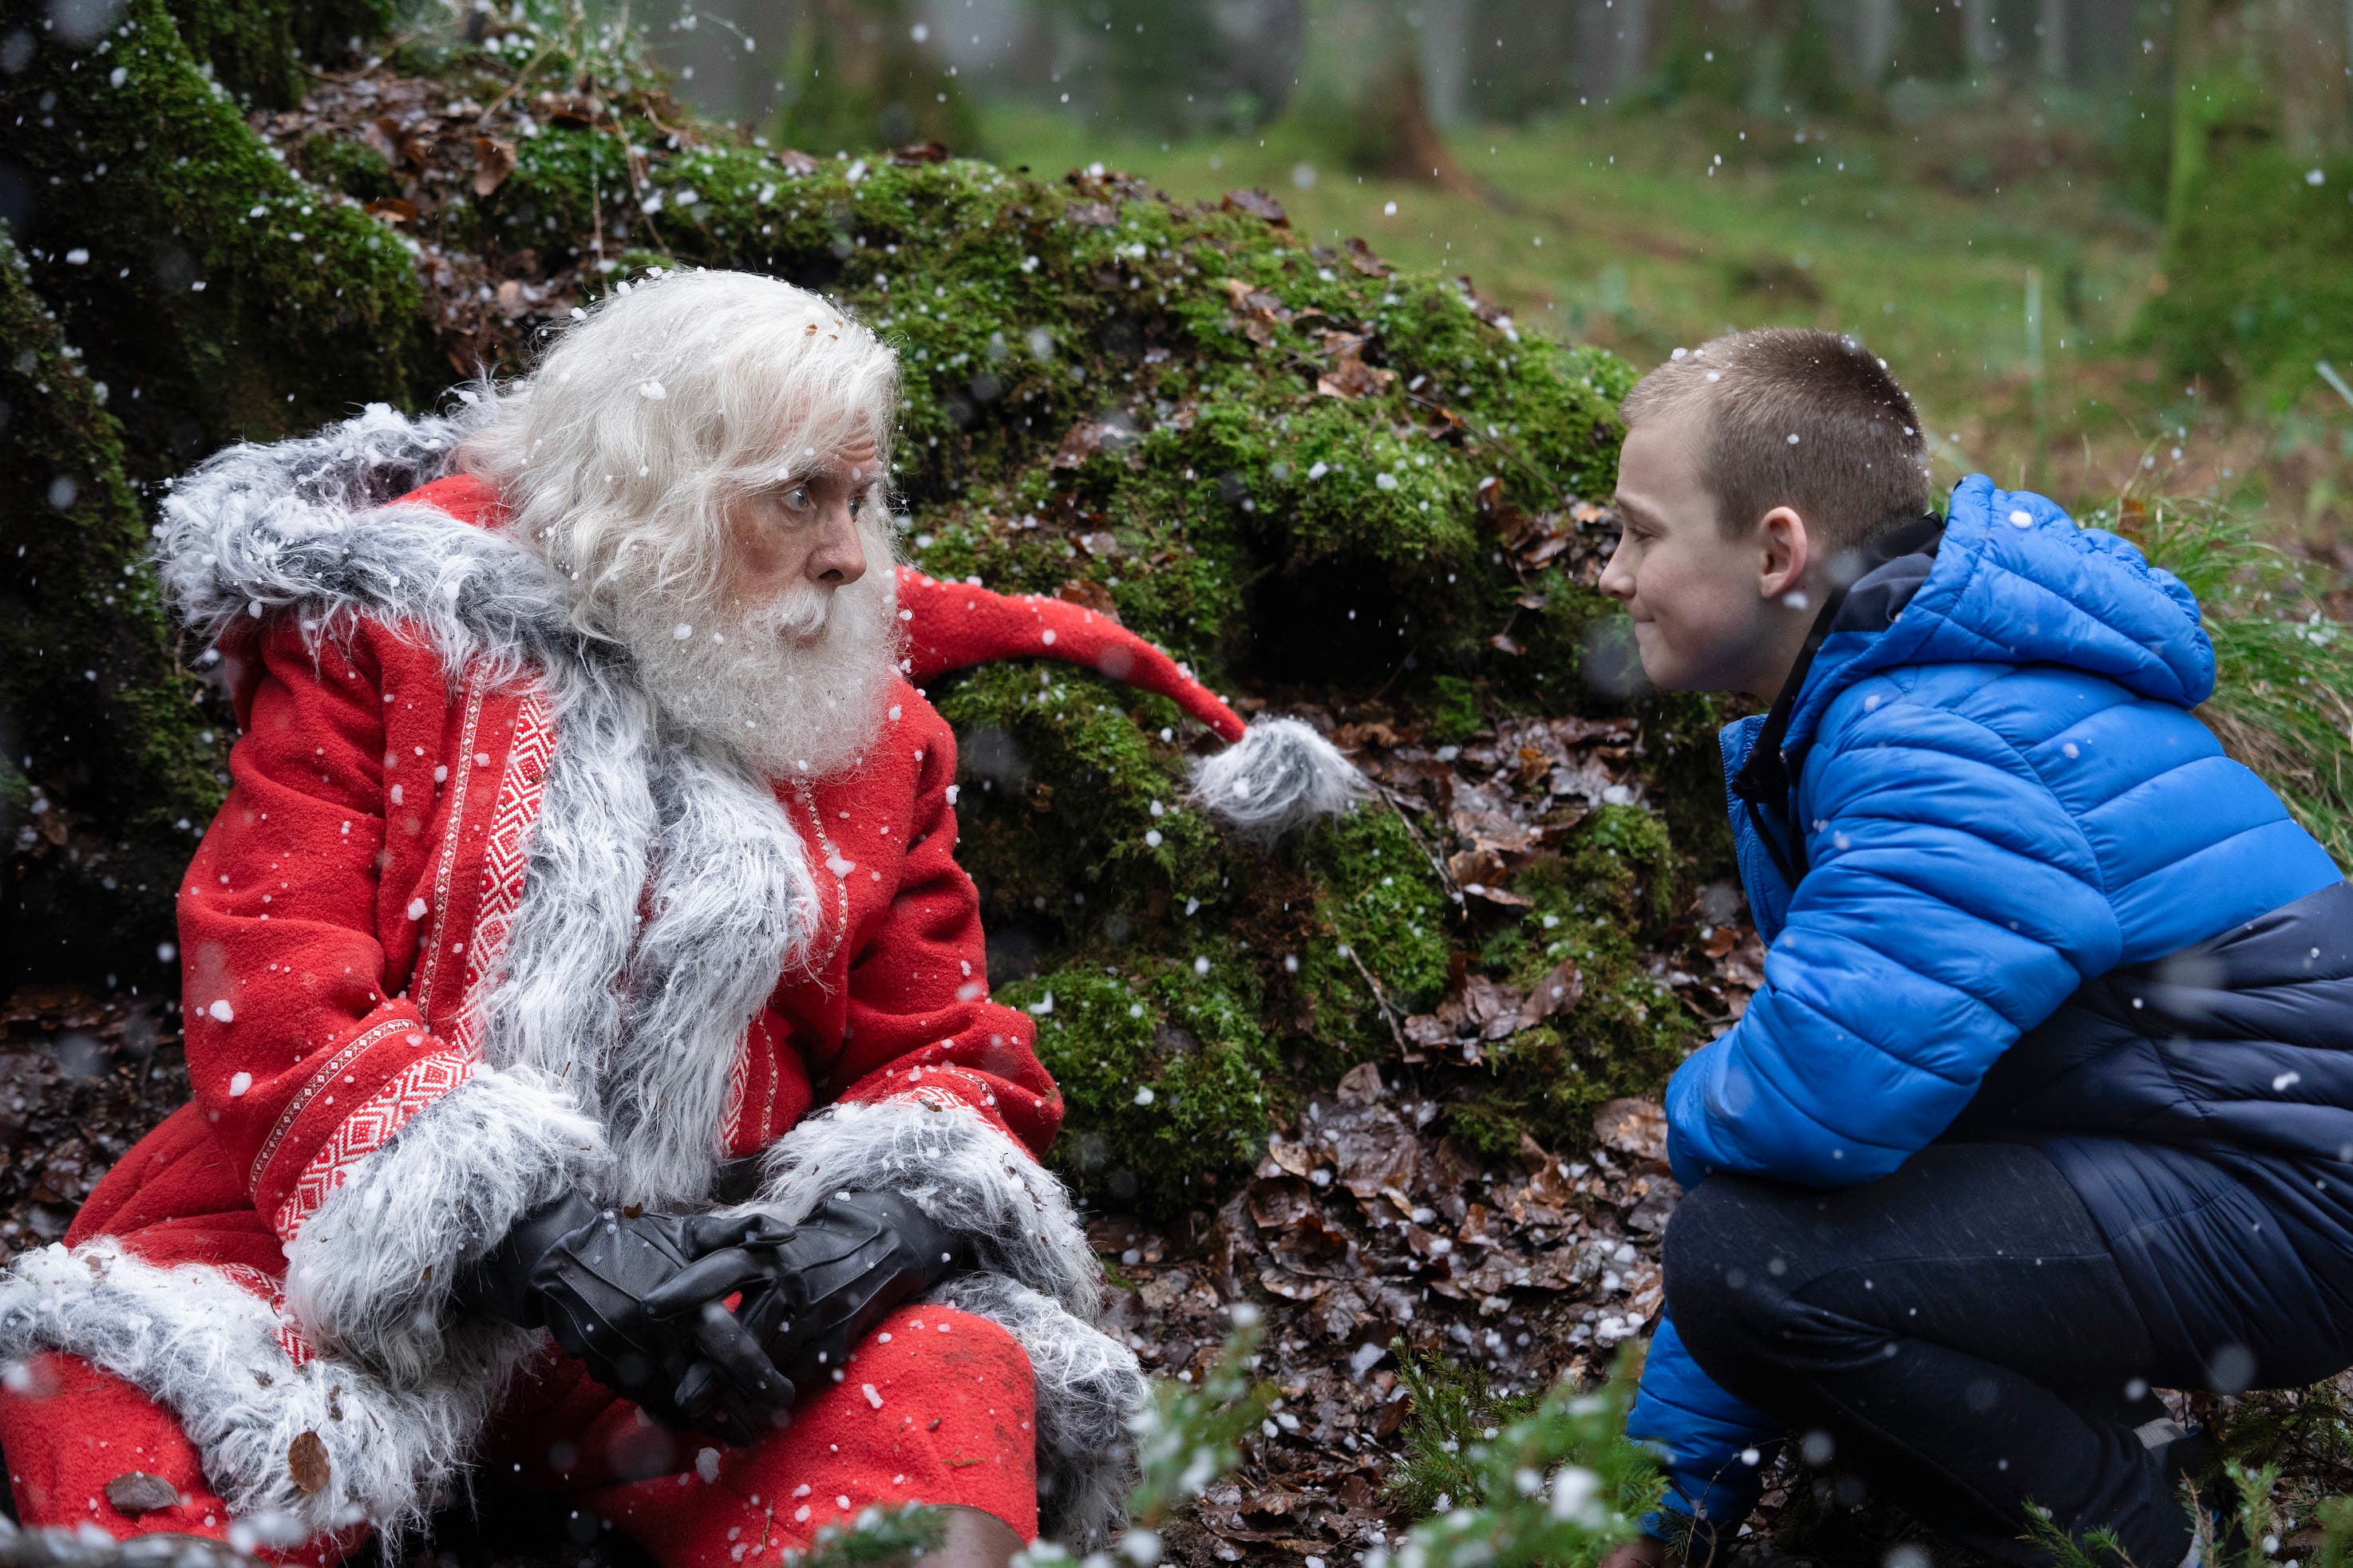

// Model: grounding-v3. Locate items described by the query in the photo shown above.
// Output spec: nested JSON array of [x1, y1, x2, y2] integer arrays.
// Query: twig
[[477, 38, 558, 127], [1344, 944, 1409, 1053], [2319, 361, 2353, 413], [1378, 782, 1462, 908]]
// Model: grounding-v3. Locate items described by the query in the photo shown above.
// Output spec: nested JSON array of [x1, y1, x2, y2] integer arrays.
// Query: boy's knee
[[1662, 1179, 1801, 1370]]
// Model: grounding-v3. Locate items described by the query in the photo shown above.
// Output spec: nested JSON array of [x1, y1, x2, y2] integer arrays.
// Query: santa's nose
[[808, 514, 867, 587]]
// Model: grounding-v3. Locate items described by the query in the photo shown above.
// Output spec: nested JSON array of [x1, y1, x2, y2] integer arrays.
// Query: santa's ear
[[1188, 717, 1367, 843]]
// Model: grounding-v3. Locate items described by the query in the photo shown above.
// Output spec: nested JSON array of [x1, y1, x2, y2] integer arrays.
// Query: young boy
[[1597, 328, 2352, 1567]]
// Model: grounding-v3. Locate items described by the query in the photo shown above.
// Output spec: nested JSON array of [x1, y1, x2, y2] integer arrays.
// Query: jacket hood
[[1778, 473, 2216, 763], [153, 401, 576, 683]]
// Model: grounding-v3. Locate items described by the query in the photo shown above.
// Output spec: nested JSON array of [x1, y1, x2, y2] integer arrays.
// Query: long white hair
[[457, 267, 902, 638]]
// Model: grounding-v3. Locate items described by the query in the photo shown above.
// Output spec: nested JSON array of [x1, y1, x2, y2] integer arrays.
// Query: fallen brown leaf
[[287, 1430, 330, 1496], [1221, 187, 1289, 223], [470, 135, 515, 197]]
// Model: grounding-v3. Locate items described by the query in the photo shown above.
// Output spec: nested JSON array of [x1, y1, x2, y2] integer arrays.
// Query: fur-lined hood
[[154, 401, 575, 684]]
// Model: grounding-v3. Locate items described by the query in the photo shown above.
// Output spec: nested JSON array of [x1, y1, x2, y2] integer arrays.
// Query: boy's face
[[1601, 405, 1795, 697]]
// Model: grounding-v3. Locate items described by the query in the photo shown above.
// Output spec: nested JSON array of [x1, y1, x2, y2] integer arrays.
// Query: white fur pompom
[[1188, 717, 1367, 842]]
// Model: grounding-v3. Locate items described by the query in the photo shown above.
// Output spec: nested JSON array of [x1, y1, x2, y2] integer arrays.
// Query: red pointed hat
[[895, 566, 1364, 840]]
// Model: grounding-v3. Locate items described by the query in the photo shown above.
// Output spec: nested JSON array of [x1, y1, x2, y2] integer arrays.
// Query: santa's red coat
[[0, 471, 1117, 1560], [101, 479, 1059, 1272]]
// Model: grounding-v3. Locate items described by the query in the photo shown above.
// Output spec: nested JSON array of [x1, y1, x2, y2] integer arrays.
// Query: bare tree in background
[[1853, 0, 1897, 85]]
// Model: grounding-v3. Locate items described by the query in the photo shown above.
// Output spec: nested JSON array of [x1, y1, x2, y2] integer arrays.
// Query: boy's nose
[[1597, 543, 1636, 602]]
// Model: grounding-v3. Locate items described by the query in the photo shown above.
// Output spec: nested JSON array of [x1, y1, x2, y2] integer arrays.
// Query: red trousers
[[0, 1305, 1037, 1568]]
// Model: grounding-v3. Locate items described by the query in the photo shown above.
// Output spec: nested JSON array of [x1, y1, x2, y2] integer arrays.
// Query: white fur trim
[[1189, 717, 1366, 842], [600, 736, 823, 1205], [155, 401, 566, 688], [282, 1067, 609, 1386], [730, 1097, 1100, 1319], [940, 1274, 1145, 1550], [0, 1242, 528, 1538], [729, 1097, 1142, 1546]]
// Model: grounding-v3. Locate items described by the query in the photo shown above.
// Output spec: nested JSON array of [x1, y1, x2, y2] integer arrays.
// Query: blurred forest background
[[654, 0, 2353, 533]]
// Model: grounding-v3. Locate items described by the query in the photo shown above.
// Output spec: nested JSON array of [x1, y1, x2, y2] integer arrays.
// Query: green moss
[[163, 0, 393, 106], [999, 962, 1277, 1216], [297, 134, 399, 205], [4, 0, 441, 483], [1292, 808, 1453, 1068], [0, 233, 228, 989], [930, 661, 1222, 951], [1444, 814, 1699, 1158], [1576, 803, 1683, 933], [1426, 675, 1485, 745]]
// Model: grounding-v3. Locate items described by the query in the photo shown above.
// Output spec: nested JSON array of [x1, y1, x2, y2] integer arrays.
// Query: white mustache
[[746, 581, 835, 643]]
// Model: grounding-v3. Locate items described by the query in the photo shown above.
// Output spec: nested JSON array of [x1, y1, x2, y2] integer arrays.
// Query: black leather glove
[[641, 1191, 971, 1413], [457, 1191, 795, 1442]]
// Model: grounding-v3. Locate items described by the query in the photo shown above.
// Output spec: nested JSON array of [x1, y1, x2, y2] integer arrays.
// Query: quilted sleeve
[[1666, 699, 2120, 1188], [1626, 1317, 1782, 1541]]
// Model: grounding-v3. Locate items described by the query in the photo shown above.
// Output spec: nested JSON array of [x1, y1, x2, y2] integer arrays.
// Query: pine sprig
[[1366, 1349, 1661, 1568], [786, 1503, 950, 1568]]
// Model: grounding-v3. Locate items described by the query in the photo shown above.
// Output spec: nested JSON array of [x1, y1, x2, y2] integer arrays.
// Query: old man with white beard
[[0, 269, 1360, 1568]]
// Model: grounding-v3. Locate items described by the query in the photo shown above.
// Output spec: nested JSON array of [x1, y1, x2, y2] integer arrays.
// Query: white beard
[[607, 564, 902, 781]]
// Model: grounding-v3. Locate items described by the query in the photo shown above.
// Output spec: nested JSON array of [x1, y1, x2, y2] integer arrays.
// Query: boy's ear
[[1756, 506, 1813, 604]]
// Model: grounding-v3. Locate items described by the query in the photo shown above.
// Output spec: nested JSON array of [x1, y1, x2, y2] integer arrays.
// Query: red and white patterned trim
[[789, 779, 851, 978], [411, 669, 492, 1021], [249, 1016, 421, 1191], [271, 1049, 479, 1238], [449, 684, 556, 1054], [217, 1262, 314, 1366]]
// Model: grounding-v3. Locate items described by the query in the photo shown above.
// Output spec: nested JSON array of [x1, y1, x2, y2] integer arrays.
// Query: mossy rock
[[0, 234, 228, 990], [999, 962, 1279, 1214], [1, 0, 441, 483], [417, 132, 1632, 685]]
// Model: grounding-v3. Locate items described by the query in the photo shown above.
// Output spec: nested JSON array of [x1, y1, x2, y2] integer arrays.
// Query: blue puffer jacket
[[1626, 476, 2348, 1532]]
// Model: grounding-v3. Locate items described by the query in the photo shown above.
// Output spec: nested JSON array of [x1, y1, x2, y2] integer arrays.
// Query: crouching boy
[[1599, 329, 2351, 1567]]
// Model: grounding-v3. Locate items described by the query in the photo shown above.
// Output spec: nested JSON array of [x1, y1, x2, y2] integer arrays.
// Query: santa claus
[[0, 270, 1361, 1566]]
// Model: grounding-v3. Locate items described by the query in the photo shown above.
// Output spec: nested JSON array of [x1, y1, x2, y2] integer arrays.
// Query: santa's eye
[[777, 484, 816, 513]]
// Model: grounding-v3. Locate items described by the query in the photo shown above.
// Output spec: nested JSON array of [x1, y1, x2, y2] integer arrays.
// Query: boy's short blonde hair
[[1621, 327, 1931, 559]]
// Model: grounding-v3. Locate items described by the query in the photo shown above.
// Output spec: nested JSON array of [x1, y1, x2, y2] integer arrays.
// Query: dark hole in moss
[[1236, 555, 1421, 689], [958, 724, 1028, 788]]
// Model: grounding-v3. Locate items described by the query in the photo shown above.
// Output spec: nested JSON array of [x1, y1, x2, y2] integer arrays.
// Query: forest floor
[[0, 705, 1766, 1568], [12, 695, 2351, 1568]]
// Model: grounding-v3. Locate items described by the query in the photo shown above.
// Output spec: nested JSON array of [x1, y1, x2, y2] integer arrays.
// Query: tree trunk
[[2039, 0, 2070, 77], [1854, 0, 1898, 85], [1963, 0, 2007, 70], [2142, 0, 2353, 401], [1417, 0, 1474, 128]]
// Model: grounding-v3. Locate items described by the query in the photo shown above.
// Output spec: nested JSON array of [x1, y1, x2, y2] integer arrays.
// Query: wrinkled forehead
[[763, 429, 884, 485]]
